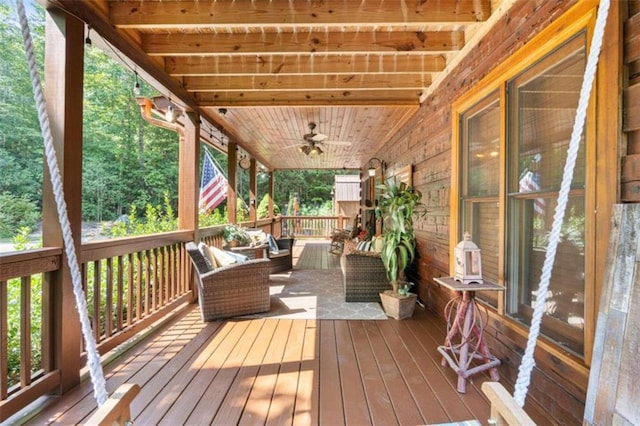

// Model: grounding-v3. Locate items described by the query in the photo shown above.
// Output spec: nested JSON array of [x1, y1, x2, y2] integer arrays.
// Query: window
[[459, 91, 501, 307], [506, 33, 587, 356], [454, 25, 593, 357]]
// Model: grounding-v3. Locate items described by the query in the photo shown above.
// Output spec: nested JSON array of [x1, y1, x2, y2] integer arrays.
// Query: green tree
[[0, 4, 44, 211]]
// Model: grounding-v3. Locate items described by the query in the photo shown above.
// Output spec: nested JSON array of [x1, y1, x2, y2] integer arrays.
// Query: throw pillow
[[210, 246, 238, 267], [198, 242, 218, 269], [266, 233, 279, 254], [357, 240, 371, 251], [225, 250, 249, 263], [371, 236, 384, 253]]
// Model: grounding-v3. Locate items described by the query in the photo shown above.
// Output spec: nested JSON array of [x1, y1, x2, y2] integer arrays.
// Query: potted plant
[[376, 179, 427, 319], [222, 224, 251, 247]]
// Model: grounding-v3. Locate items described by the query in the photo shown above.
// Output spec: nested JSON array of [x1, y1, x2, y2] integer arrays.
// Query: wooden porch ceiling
[[45, 0, 507, 171]]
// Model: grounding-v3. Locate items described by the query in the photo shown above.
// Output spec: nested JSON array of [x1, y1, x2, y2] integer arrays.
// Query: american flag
[[199, 152, 228, 213]]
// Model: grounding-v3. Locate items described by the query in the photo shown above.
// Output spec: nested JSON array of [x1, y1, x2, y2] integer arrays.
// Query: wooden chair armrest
[[481, 382, 535, 426], [86, 383, 140, 426]]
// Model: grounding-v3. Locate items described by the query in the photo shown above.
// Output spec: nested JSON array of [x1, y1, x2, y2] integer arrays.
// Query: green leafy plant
[[222, 224, 251, 245], [376, 180, 427, 292]]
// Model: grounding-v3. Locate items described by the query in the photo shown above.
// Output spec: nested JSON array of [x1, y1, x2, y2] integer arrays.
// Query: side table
[[434, 276, 504, 393]]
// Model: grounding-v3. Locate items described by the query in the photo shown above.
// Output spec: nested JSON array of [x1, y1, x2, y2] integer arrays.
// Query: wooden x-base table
[[434, 276, 504, 393]]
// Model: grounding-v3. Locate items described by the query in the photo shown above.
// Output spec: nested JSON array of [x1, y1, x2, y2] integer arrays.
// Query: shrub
[[0, 193, 39, 238]]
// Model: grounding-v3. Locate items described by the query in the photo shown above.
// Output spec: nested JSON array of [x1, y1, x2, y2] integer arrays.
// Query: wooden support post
[[42, 8, 84, 393], [249, 158, 257, 222], [178, 112, 199, 236], [227, 142, 238, 223]]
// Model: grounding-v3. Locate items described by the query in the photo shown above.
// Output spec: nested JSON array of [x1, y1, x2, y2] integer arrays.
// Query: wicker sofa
[[186, 242, 271, 321], [340, 250, 391, 302]]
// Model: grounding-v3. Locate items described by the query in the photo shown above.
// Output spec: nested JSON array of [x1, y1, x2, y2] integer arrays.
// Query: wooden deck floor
[[24, 240, 499, 425]]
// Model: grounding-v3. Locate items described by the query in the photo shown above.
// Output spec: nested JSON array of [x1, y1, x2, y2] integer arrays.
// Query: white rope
[[15, 0, 108, 406], [513, 0, 611, 407]]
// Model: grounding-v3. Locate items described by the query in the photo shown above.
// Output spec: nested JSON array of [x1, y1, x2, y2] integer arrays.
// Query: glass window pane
[[459, 90, 501, 307], [462, 200, 500, 307], [508, 195, 585, 355], [510, 33, 587, 194], [462, 95, 500, 197], [506, 32, 586, 356]]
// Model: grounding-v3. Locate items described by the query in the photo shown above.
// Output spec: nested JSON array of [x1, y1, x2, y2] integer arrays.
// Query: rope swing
[[15, 0, 108, 406], [513, 0, 611, 408]]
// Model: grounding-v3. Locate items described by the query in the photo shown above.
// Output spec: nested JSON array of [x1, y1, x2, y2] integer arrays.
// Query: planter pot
[[379, 290, 417, 320]]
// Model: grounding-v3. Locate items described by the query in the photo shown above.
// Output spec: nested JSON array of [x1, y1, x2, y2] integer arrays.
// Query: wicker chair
[[236, 231, 295, 274], [340, 250, 392, 302], [329, 215, 359, 254], [267, 237, 295, 273], [186, 242, 271, 321]]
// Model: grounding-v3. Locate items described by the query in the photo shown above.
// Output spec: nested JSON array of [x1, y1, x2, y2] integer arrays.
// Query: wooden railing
[[80, 231, 195, 358], [0, 248, 62, 421], [280, 215, 351, 238], [0, 214, 321, 421], [0, 231, 195, 422]]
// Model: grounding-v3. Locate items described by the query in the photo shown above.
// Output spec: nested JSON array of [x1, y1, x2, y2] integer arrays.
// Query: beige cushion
[[246, 229, 267, 245], [371, 235, 384, 253], [210, 246, 237, 267], [198, 242, 218, 269]]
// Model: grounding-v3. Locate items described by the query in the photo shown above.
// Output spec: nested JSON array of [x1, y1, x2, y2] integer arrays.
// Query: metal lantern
[[454, 232, 483, 285]]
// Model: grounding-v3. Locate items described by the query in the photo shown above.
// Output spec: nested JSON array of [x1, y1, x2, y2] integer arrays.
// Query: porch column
[[178, 112, 199, 239], [42, 9, 84, 393], [227, 142, 238, 223], [268, 171, 275, 233], [249, 158, 257, 222]]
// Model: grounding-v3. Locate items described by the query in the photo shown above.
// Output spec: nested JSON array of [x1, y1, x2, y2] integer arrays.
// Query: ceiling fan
[[294, 122, 351, 155]]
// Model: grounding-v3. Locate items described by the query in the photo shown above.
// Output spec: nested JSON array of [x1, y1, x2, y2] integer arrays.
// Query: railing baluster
[[93, 260, 101, 341], [116, 256, 124, 332], [127, 253, 134, 327], [150, 249, 157, 312], [105, 258, 113, 338], [20, 276, 31, 387], [144, 250, 151, 316], [1, 279, 8, 400], [136, 252, 142, 320]]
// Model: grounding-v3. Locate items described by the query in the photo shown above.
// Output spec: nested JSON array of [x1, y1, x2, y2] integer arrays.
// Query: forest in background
[[0, 2, 352, 241]]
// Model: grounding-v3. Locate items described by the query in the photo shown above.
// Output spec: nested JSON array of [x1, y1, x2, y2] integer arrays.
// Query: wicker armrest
[[341, 250, 391, 302], [191, 255, 272, 321], [268, 238, 294, 273]]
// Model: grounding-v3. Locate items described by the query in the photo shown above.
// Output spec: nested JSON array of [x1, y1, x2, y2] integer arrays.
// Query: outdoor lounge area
[[19, 241, 549, 425], [2, 0, 640, 424]]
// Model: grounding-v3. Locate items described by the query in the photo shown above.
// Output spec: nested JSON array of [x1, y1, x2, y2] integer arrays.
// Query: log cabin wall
[[623, 1, 640, 201], [375, 1, 613, 424]]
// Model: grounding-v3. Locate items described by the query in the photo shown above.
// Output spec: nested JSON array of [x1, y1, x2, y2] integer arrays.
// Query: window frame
[[449, 1, 613, 365]]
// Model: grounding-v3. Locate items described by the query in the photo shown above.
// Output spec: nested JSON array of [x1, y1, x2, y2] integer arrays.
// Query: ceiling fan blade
[[278, 142, 303, 150], [310, 133, 328, 142], [322, 140, 352, 146]]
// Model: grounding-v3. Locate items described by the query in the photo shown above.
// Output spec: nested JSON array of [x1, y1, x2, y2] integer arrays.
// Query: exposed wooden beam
[[143, 31, 465, 56], [183, 74, 431, 92], [196, 90, 423, 107], [48, 0, 199, 111], [166, 54, 447, 76], [109, 0, 492, 28]]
